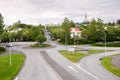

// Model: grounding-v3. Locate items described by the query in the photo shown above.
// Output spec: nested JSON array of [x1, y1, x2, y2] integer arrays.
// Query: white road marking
[[73, 63, 99, 80], [15, 77, 18, 80], [68, 66, 78, 72]]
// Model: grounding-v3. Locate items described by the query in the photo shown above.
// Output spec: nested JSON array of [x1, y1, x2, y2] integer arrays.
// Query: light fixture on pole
[[6, 30, 13, 65], [61, 29, 67, 49], [104, 27, 107, 57]]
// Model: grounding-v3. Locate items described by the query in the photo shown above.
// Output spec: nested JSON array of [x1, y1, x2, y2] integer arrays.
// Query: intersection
[[11, 31, 120, 80]]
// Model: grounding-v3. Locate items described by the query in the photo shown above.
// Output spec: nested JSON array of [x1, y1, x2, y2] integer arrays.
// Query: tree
[[35, 35, 47, 45], [22, 28, 31, 41], [0, 13, 4, 34], [112, 21, 115, 26], [108, 22, 112, 26], [61, 18, 75, 30], [81, 18, 104, 43], [61, 18, 76, 44], [117, 19, 120, 25], [29, 26, 44, 41], [114, 26, 120, 41], [107, 26, 116, 42], [1, 32, 9, 42]]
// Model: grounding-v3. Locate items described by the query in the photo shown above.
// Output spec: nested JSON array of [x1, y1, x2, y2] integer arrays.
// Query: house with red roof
[[70, 28, 81, 38]]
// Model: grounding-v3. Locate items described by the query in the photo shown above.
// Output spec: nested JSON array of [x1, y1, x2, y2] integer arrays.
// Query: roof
[[70, 28, 81, 32]]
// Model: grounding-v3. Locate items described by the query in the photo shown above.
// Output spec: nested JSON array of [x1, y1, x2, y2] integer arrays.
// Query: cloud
[[0, 0, 120, 25]]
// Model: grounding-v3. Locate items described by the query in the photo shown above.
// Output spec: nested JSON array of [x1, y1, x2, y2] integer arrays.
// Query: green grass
[[101, 55, 120, 77], [59, 49, 109, 63], [88, 50, 106, 54], [0, 54, 25, 80], [30, 43, 51, 48], [59, 50, 88, 63]]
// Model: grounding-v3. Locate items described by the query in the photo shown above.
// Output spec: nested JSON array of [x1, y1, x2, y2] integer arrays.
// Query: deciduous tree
[[0, 13, 4, 34]]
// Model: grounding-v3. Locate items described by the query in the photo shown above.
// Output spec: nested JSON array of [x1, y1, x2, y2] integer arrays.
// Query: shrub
[[0, 46, 6, 54], [30, 43, 51, 48], [92, 42, 120, 47]]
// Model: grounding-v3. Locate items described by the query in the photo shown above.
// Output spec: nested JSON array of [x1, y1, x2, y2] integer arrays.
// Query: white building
[[70, 28, 81, 38]]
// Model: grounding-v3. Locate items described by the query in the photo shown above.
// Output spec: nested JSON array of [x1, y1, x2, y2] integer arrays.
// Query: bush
[[30, 43, 51, 48], [35, 35, 47, 45], [78, 38, 90, 44], [0, 46, 6, 54], [92, 42, 120, 47]]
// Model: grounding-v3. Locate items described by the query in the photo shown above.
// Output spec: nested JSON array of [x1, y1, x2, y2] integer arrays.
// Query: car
[[6, 43, 13, 47]]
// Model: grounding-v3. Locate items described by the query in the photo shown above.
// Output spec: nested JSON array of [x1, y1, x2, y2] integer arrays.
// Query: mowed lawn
[[88, 50, 111, 54], [88, 50, 106, 54], [101, 54, 120, 77], [0, 54, 25, 80], [59, 50, 88, 63], [59, 49, 107, 63]]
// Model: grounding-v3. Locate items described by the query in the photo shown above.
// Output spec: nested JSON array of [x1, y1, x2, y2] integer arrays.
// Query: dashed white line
[[15, 77, 18, 80], [68, 66, 78, 72], [73, 63, 99, 80]]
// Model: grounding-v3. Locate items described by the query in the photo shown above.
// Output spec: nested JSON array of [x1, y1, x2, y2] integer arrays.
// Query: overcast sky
[[0, 0, 120, 25]]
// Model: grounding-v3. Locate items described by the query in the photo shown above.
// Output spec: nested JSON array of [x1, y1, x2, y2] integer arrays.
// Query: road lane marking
[[15, 77, 18, 80], [73, 63, 99, 80], [68, 66, 78, 72]]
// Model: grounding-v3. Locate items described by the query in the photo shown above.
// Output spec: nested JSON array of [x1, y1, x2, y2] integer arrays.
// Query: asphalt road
[[13, 43, 62, 80], [40, 51, 76, 80], [79, 51, 120, 80], [44, 30, 120, 80], [11, 30, 120, 80]]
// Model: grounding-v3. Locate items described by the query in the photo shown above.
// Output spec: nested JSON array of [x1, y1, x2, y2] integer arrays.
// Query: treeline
[[0, 13, 46, 44], [1, 20, 45, 42], [48, 18, 120, 44]]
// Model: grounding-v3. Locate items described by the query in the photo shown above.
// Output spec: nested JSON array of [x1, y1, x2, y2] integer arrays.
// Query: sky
[[0, 0, 120, 25]]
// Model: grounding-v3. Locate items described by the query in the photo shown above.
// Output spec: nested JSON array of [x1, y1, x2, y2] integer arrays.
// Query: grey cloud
[[0, 0, 120, 25]]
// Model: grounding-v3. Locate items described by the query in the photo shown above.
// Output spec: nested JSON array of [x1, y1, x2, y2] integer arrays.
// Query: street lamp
[[6, 30, 12, 65], [9, 43, 12, 65], [97, 27, 107, 57], [104, 27, 107, 57], [61, 30, 67, 49]]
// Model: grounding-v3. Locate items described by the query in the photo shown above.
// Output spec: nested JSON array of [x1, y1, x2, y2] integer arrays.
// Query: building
[[84, 12, 88, 23], [70, 28, 81, 38]]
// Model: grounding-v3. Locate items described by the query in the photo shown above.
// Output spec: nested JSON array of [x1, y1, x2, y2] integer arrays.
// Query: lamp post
[[104, 27, 107, 57], [64, 31, 67, 49], [8, 30, 12, 65], [9, 44, 12, 65], [9, 30, 12, 65], [97, 27, 107, 57], [61, 30, 67, 49]]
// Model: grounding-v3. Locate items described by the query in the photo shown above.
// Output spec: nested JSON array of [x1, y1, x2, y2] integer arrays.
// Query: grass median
[[0, 54, 25, 80], [88, 50, 106, 54], [59, 49, 109, 63], [101, 54, 120, 77], [59, 50, 88, 63], [30, 43, 51, 48]]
